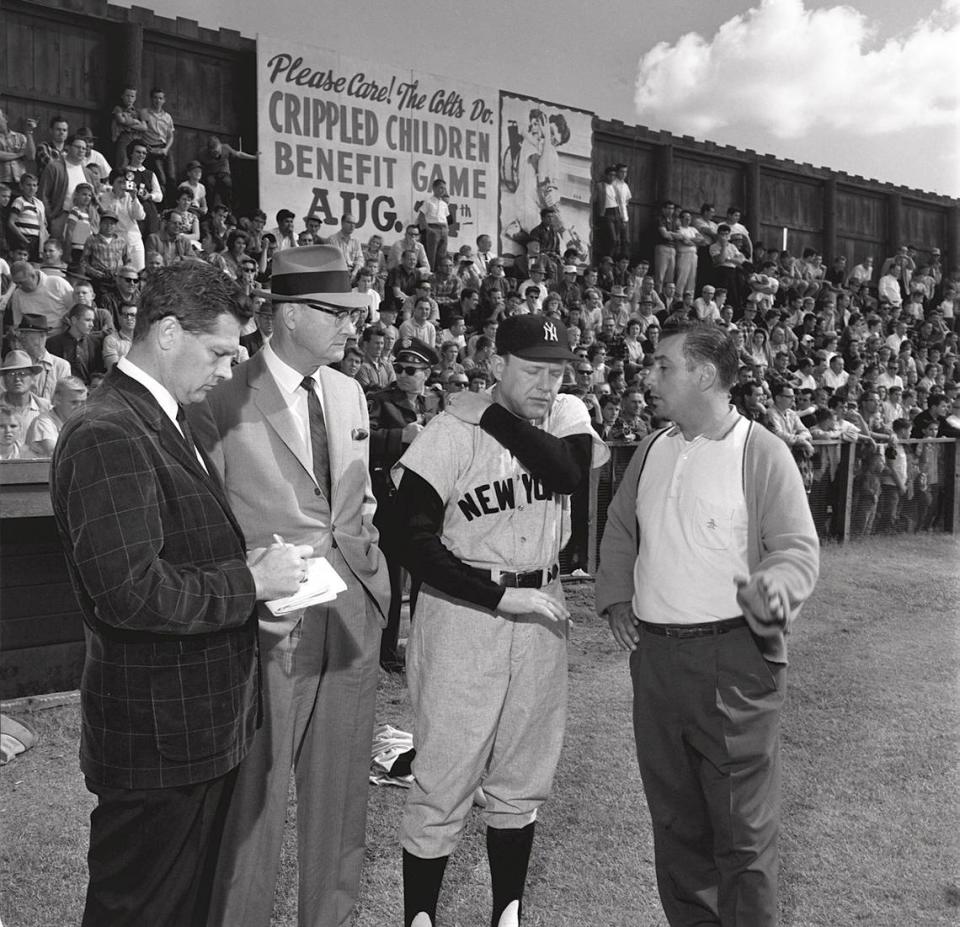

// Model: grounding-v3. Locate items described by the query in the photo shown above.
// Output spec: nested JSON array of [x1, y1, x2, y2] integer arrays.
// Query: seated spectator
[[45, 302, 105, 385], [144, 209, 193, 266], [323, 213, 364, 280], [398, 296, 437, 349], [210, 229, 249, 281], [5, 260, 73, 337], [466, 369, 488, 392], [617, 386, 650, 441], [440, 314, 468, 353], [14, 313, 70, 401], [75, 126, 111, 186], [169, 185, 201, 243], [444, 372, 469, 396], [911, 392, 949, 438], [387, 224, 430, 271], [735, 379, 770, 424], [71, 279, 116, 335], [102, 303, 138, 369], [38, 238, 69, 280], [386, 249, 421, 313], [355, 324, 394, 391], [335, 344, 363, 379], [81, 210, 128, 299], [23, 374, 87, 456], [430, 340, 465, 385], [0, 403, 22, 459], [765, 383, 814, 456], [462, 336, 497, 383], [594, 393, 624, 440], [180, 160, 209, 217], [201, 202, 233, 254], [400, 278, 439, 323], [0, 350, 50, 442]]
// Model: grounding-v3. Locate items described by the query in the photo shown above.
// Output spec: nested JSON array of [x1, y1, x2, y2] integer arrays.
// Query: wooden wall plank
[[2, 611, 84, 651], [0, 640, 85, 700]]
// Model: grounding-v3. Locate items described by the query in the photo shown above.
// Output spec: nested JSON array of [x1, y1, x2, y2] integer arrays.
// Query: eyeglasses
[[394, 364, 428, 376], [306, 301, 366, 323], [120, 311, 138, 318], [5, 370, 33, 378]]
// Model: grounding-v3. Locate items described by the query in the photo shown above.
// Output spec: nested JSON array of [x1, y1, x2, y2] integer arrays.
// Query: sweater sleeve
[[392, 467, 505, 611]]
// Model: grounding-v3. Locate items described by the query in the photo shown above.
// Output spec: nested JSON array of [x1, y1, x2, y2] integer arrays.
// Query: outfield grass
[[1, 536, 958, 926]]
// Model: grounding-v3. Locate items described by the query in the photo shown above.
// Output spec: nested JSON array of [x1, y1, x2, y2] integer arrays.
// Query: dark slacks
[[82, 769, 238, 927], [631, 623, 785, 927]]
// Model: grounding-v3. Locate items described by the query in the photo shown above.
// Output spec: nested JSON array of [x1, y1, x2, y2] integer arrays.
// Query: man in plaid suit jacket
[[51, 261, 310, 927]]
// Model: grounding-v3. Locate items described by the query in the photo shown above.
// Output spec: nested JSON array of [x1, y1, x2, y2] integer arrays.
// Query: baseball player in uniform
[[389, 314, 609, 927]]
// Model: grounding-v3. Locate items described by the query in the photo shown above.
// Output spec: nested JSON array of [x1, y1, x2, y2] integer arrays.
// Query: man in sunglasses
[[190, 244, 391, 927], [367, 336, 442, 672]]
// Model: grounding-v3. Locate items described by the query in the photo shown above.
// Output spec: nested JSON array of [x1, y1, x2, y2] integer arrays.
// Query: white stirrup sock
[[411, 913, 433, 927], [496, 900, 521, 927]]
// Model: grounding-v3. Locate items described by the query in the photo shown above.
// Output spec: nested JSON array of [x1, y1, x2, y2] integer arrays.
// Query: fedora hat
[[254, 245, 369, 308], [2, 350, 42, 373], [15, 313, 51, 334]]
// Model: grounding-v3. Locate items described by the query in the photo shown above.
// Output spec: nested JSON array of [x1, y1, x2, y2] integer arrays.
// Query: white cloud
[[634, 0, 960, 139]]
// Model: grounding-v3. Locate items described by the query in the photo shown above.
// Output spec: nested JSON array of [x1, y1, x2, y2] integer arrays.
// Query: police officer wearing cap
[[388, 315, 608, 927], [368, 336, 443, 671]]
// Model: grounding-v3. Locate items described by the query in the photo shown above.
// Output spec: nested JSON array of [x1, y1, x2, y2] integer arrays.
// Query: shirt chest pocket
[[690, 496, 734, 549]]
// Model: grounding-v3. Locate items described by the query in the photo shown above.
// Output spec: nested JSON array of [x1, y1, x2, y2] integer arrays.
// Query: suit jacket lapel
[[108, 369, 248, 543], [247, 351, 315, 482]]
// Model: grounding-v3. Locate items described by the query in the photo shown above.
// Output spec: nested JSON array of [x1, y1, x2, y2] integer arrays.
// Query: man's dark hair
[[150, 87, 164, 97], [276, 209, 295, 223], [68, 302, 95, 320], [660, 321, 739, 390], [459, 288, 477, 303], [134, 262, 248, 341], [929, 393, 948, 408], [361, 324, 387, 343], [772, 382, 795, 399], [50, 115, 68, 128]]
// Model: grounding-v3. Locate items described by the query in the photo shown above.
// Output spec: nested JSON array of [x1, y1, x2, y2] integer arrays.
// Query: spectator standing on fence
[[110, 87, 147, 168], [653, 201, 678, 293], [597, 321, 818, 927], [139, 87, 175, 198], [197, 135, 257, 210], [418, 178, 451, 271]]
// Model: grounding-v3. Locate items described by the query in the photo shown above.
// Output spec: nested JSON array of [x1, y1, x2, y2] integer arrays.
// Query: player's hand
[[444, 389, 492, 425], [401, 421, 425, 443], [498, 588, 570, 623], [735, 573, 787, 639], [606, 601, 640, 651], [248, 544, 313, 600]]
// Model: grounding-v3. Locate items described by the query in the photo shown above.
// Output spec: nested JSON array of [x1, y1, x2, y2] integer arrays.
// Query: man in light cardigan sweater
[[597, 322, 819, 927]]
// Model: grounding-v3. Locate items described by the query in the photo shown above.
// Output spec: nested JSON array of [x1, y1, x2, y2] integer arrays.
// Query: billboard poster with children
[[257, 35, 500, 249], [497, 91, 594, 270]]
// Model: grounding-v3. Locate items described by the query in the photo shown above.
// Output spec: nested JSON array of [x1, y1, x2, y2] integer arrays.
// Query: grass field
[[2, 536, 958, 926]]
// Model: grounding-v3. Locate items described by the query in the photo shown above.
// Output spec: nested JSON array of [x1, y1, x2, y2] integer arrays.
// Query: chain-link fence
[[561, 437, 958, 577]]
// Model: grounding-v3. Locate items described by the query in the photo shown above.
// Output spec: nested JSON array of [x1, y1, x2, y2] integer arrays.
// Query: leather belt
[[639, 616, 747, 639], [426, 223, 446, 228], [486, 564, 559, 588]]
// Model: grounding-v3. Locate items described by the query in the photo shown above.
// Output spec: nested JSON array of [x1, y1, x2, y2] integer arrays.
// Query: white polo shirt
[[632, 410, 750, 624]]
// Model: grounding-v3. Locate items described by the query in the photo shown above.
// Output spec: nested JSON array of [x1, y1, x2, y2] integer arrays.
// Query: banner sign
[[257, 35, 500, 247], [497, 91, 594, 264]]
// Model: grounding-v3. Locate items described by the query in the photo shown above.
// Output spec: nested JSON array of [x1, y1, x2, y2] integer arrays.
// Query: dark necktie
[[301, 376, 331, 498], [175, 405, 205, 471]]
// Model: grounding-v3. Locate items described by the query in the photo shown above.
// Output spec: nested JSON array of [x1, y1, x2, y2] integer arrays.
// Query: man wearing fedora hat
[[191, 244, 391, 927], [388, 315, 608, 927], [14, 313, 70, 402], [0, 350, 50, 442]]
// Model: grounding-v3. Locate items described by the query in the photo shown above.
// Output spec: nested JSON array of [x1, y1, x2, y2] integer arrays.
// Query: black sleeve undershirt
[[478, 404, 593, 494], [392, 421, 593, 611], [393, 467, 505, 611]]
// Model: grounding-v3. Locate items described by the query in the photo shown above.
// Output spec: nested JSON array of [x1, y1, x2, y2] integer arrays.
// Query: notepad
[[266, 557, 348, 616]]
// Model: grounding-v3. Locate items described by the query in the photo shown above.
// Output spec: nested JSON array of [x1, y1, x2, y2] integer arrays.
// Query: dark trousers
[[423, 224, 448, 271], [82, 769, 238, 927], [381, 556, 420, 666], [145, 151, 174, 201], [631, 624, 784, 926], [598, 208, 624, 259]]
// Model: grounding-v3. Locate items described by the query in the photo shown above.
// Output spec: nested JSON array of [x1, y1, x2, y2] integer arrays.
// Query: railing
[[559, 437, 959, 577]]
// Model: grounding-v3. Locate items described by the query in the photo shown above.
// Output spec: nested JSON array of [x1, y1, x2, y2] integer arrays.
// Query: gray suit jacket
[[190, 350, 390, 646]]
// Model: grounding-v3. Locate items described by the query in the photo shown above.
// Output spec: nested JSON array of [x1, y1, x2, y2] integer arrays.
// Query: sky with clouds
[[120, 0, 959, 196]]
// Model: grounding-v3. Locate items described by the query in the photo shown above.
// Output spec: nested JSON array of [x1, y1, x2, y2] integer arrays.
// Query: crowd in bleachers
[[0, 105, 957, 531]]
